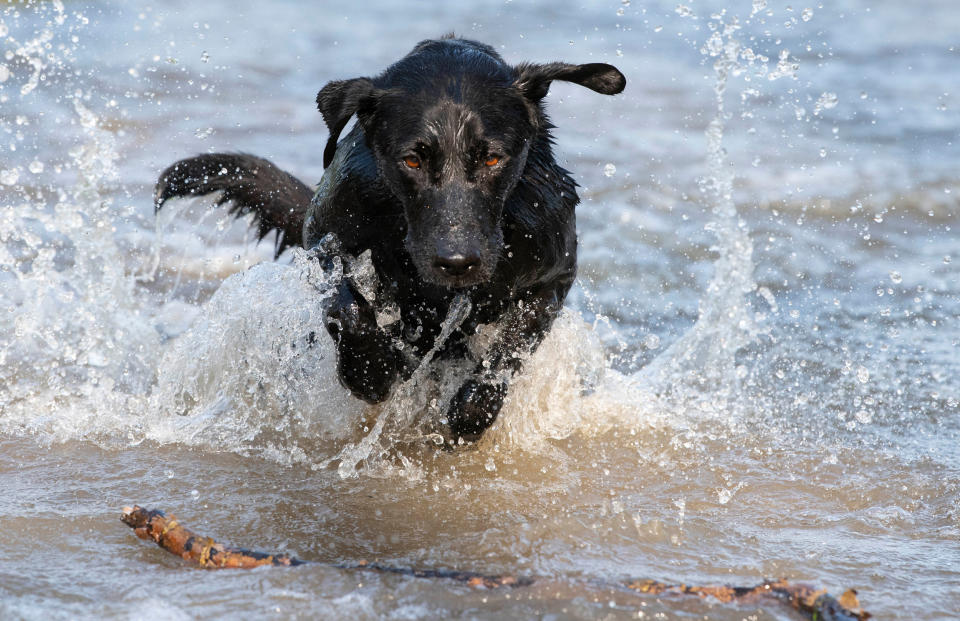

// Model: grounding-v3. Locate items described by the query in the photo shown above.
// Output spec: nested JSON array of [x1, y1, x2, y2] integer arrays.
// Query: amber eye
[[403, 155, 421, 169], [484, 155, 501, 167]]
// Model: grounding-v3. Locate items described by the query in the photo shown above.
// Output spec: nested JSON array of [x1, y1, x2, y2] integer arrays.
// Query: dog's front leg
[[324, 279, 409, 403], [446, 285, 564, 439], [310, 235, 410, 403]]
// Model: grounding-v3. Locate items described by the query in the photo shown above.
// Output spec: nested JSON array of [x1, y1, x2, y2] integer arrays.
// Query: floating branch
[[121, 505, 302, 568], [120, 505, 868, 619], [121, 505, 526, 587], [625, 578, 869, 621]]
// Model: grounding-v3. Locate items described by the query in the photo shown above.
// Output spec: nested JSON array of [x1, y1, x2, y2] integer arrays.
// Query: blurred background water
[[1, 1, 958, 619]]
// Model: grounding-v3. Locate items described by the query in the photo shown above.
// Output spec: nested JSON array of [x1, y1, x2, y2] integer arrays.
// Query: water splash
[[330, 295, 473, 478], [636, 6, 809, 417], [638, 12, 761, 410], [143, 254, 364, 462], [0, 7, 160, 440]]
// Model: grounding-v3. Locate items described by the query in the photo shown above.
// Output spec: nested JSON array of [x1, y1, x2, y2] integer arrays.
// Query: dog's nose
[[433, 252, 481, 278]]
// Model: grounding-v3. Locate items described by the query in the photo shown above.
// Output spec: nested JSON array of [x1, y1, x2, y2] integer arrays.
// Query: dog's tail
[[154, 153, 313, 256]]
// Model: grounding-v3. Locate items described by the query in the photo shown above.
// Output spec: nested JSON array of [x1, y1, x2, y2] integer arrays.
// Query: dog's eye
[[484, 155, 501, 167], [403, 155, 421, 169]]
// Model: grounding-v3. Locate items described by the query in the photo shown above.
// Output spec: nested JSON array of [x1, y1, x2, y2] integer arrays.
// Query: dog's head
[[316, 38, 625, 289]]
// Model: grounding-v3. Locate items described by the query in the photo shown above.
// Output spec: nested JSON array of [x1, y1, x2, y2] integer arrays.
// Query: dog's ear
[[514, 62, 625, 102], [316, 78, 377, 168]]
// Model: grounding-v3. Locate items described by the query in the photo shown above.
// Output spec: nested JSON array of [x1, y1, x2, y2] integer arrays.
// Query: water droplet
[[889, 270, 902, 284], [801, 7, 814, 21], [675, 4, 694, 18], [644, 334, 660, 349], [603, 163, 617, 177], [617, 7, 625, 16], [819, 148, 827, 158], [856, 366, 870, 383], [654, 25, 663, 32], [0, 168, 19, 186], [28, 160, 44, 174], [854, 409, 872, 424], [944, 255, 952, 264], [484, 458, 496, 472], [0, 64, 9, 83], [201, 51, 210, 63], [190, 489, 200, 498], [814, 91, 839, 114], [194, 127, 214, 139]]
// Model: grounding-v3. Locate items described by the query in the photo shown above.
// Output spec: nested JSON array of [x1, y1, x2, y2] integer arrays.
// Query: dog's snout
[[433, 252, 481, 277]]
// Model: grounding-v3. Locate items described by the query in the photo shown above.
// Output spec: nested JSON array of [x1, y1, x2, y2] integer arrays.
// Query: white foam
[[490, 312, 664, 451], [144, 256, 367, 461]]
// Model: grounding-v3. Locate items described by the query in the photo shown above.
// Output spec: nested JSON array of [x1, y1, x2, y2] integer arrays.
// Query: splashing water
[[1, 7, 160, 441], [638, 10, 764, 412], [330, 295, 473, 478]]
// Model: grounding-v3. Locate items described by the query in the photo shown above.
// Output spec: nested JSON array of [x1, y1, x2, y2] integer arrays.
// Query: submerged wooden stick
[[121, 505, 302, 568], [120, 505, 525, 586], [625, 578, 869, 621], [120, 505, 869, 619]]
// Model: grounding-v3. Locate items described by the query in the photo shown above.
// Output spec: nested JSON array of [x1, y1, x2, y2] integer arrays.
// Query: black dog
[[155, 37, 625, 440]]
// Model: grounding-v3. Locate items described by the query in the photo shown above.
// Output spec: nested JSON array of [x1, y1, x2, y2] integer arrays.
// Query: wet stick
[[120, 505, 869, 619], [624, 578, 869, 621], [120, 505, 523, 585], [121, 505, 302, 568]]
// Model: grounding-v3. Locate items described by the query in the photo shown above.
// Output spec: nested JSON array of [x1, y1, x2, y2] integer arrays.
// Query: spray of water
[[637, 7, 800, 420], [1, 5, 160, 441]]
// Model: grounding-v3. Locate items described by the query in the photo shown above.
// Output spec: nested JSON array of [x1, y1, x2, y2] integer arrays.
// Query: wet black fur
[[155, 37, 625, 439]]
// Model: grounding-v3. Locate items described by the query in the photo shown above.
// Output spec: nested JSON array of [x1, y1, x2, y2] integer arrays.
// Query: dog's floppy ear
[[514, 62, 625, 102], [316, 78, 376, 168]]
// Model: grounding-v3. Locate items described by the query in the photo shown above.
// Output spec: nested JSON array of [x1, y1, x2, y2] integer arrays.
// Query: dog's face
[[362, 87, 534, 288], [316, 38, 625, 289]]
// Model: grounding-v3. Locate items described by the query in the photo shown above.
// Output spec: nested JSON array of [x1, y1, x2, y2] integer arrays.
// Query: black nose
[[433, 252, 481, 278]]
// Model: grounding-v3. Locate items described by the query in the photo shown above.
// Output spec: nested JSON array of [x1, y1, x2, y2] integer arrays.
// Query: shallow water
[[1, 1, 958, 619]]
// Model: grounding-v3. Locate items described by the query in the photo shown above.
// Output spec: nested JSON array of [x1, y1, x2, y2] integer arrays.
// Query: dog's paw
[[447, 380, 506, 440], [324, 278, 405, 403], [324, 278, 378, 342]]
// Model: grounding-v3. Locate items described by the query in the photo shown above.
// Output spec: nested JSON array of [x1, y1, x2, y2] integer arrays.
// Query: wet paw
[[447, 380, 506, 440], [324, 278, 378, 342]]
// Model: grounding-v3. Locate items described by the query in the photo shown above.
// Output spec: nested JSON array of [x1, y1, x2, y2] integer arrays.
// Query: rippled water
[[1, 1, 958, 619]]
